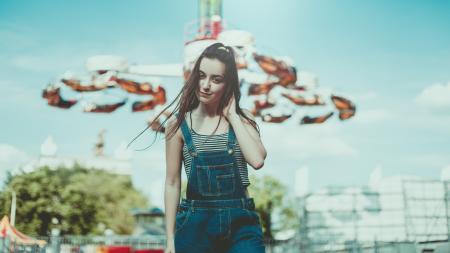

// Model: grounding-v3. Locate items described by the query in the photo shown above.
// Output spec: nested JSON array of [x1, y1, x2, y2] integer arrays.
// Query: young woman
[[135, 42, 266, 252]]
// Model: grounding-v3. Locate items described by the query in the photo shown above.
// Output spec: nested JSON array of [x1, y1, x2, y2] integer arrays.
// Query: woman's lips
[[200, 91, 211, 96]]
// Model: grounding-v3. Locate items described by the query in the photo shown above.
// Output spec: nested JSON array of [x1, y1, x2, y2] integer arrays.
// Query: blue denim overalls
[[174, 115, 265, 253]]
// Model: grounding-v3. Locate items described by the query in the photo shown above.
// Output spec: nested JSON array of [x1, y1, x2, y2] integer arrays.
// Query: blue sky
[[1, 0, 450, 208]]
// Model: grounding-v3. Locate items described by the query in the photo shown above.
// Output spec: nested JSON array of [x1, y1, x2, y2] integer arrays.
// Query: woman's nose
[[200, 79, 211, 90]]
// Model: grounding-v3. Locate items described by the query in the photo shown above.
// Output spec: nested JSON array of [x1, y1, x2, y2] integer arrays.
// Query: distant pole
[[444, 181, 450, 241], [10, 190, 17, 227]]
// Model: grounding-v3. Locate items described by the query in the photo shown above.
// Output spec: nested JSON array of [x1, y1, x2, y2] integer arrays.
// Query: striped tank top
[[182, 122, 251, 187]]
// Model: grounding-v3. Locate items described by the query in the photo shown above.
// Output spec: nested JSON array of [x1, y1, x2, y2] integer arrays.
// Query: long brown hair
[[128, 42, 259, 150]]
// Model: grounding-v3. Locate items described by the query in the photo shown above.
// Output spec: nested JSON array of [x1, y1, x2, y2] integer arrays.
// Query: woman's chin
[[199, 97, 212, 104]]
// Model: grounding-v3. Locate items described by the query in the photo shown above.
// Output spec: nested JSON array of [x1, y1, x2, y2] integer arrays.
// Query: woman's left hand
[[223, 95, 238, 119]]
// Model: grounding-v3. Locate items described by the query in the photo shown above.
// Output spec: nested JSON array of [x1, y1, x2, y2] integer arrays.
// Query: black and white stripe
[[182, 130, 250, 187]]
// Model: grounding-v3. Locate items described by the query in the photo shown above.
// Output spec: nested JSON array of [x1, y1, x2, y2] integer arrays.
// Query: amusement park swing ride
[[42, 0, 356, 134]]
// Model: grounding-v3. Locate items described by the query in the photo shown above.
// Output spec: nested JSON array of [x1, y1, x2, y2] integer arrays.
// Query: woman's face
[[196, 57, 226, 105]]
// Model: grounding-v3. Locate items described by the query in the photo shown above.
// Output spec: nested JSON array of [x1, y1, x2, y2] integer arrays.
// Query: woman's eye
[[213, 78, 223, 83]]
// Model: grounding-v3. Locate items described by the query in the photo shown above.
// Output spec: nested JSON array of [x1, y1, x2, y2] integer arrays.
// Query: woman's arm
[[164, 116, 183, 244], [228, 108, 267, 170]]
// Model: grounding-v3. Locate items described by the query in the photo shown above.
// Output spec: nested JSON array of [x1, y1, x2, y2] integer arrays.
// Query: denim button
[[227, 149, 233, 155]]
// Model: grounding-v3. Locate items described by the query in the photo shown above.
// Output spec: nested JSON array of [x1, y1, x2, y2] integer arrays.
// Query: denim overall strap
[[225, 125, 247, 197], [226, 124, 237, 155], [179, 115, 198, 157]]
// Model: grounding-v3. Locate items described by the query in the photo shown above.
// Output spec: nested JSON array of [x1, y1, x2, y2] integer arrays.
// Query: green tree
[[248, 174, 299, 241], [0, 164, 149, 236]]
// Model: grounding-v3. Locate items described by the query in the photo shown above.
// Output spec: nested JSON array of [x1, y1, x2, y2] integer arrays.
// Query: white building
[[17, 136, 132, 176], [296, 167, 450, 252]]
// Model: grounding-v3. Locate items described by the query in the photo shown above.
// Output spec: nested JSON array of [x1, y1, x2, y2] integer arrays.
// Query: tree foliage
[[0, 164, 149, 236], [248, 174, 299, 240]]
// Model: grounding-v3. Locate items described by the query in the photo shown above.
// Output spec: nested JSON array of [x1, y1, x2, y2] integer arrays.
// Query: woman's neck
[[194, 102, 220, 118]]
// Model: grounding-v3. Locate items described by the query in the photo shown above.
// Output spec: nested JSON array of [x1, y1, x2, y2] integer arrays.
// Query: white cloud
[[0, 23, 38, 49], [415, 82, 450, 111], [442, 165, 450, 181], [10, 53, 86, 73], [0, 79, 42, 106], [0, 144, 29, 166], [0, 24, 84, 73], [148, 177, 165, 209], [130, 142, 166, 208], [11, 55, 54, 72], [261, 122, 357, 161], [404, 154, 450, 171], [0, 144, 29, 184], [252, 122, 357, 195], [353, 108, 392, 124], [351, 91, 378, 102]]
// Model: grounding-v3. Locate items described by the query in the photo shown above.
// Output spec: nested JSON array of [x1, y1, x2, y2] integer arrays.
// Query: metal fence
[[0, 236, 297, 253], [3, 236, 450, 253], [293, 179, 450, 253], [1, 235, 166, 253]]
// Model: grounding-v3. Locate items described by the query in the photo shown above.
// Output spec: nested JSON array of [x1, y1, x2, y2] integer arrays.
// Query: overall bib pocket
[[196, 162, 236, 196]]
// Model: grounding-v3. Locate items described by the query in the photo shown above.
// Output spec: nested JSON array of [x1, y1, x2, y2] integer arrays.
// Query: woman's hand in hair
[[223, 95, 237, 119]]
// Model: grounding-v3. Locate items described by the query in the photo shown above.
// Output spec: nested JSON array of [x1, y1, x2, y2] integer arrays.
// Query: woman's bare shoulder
[[165, 113, 183, 142]]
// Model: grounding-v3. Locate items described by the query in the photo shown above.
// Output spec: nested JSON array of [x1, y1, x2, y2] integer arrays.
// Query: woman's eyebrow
[[199, 70, 223, 78]]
